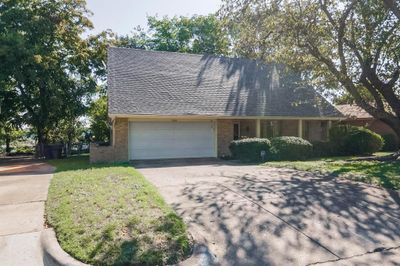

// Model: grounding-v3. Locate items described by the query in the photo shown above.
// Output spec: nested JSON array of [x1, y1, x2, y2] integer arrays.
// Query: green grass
[[264, 153, 400, 190], [46, 155, 191, 265]]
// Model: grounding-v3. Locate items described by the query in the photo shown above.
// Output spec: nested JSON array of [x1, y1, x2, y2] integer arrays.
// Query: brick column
[[112, 118, 129, 162]]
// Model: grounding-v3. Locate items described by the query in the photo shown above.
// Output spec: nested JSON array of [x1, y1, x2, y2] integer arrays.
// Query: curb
[[179, 243, 217, 266], [40, 228, 89, 266], [41, 228, 216, 266], [179, 225, 217, 266]]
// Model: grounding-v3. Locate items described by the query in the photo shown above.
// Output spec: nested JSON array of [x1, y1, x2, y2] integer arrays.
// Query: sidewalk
[[0, 157, 54, 266]]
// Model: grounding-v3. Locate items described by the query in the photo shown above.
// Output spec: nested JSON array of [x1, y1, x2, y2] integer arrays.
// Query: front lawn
[[46, 156, 191, 265], [264, 153, 400, 190]]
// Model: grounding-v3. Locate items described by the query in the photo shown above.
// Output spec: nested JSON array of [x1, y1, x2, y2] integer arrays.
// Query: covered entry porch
[[217, 118, 337, 157]]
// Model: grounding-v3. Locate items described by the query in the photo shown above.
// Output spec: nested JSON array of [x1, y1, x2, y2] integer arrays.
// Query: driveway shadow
[[142, 165, 400, 265]]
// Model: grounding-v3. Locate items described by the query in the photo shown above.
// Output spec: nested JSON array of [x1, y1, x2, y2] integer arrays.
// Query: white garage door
[[129, 121, 216, 160]]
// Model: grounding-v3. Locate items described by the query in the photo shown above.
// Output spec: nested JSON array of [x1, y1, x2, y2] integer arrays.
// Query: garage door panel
[[129, 121, 215, 160]]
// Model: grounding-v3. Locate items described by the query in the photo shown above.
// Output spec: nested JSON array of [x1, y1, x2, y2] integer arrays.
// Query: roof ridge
[[108, 46, 262, 63]]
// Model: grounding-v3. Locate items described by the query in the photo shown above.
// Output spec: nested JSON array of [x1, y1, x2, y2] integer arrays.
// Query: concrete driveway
[[0, 157, 54, 266], [136, 159, 400, 266]]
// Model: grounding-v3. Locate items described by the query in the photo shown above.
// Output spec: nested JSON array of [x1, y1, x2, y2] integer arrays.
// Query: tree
[[118, 15, 230, 55], [88, 94, 110, 143], [0, 83, 22, 154], [383, 0, 400, 20], [0, 0, 101, 157], [221, 0, 400, 146]]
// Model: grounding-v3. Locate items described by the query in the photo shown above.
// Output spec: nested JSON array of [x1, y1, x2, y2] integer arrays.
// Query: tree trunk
[[36, 129, 46, 158], [381, 117, 400, 140], [5, 136, 11, 156], [380, 117, 400, 159]]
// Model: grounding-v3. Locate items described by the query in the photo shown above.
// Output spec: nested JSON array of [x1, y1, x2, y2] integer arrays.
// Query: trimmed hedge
[[329, 125, 384, 155], [344, 128, 384, 155], [382, 134, 398, 152], [311, 141, 336, 157], [328, 125, 353, 154], [270, 136, 313, 161], [229, 138, 271, 162]]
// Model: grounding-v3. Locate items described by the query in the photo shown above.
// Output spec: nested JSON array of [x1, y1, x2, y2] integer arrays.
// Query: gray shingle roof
[[108, 47, 343, 117]]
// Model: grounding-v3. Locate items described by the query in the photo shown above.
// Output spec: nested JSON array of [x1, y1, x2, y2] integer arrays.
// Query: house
[[336, 104, 398, 143], [90, 47, 343, 162]]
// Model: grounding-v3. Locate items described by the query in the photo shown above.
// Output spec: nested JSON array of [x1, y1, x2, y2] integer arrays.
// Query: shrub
[[328, 124, 353, 154], [329, 125, 384, 155], [270, 136, 313, 161], [382, 134, 398, 151], [10, 145, 35, 155], [344, 128, 384, 155], [311, 141, 336, 157], [229, 138, 271, 162]]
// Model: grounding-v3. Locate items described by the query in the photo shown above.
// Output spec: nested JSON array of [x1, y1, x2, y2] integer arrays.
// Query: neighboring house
[[90, 47, 343, 162], [336, 104, 398, 142]]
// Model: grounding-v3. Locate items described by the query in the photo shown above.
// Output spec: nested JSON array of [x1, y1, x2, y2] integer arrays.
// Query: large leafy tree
[[0, 83, 22, 154], [0, 0, 102, 156], [221, 0, 400, 143], [119, 15, 230, 55]]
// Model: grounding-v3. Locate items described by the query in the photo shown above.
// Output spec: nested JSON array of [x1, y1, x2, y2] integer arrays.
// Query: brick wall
[[281, 120, 298, 136], [113, 118, 129, 161], [89, 144, 115, 163], [306, 121, 324, 141], [90, 118, 129, 163], [217, 120, 234, 157]]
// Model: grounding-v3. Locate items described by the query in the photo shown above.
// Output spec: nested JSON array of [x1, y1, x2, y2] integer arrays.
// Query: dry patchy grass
[[46, 156, 191, 265]]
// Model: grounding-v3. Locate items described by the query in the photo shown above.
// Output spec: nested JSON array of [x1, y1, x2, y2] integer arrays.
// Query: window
[[233, 123, 240, 140], [321, 121, 328, 141], [261, 121, 281, 138]]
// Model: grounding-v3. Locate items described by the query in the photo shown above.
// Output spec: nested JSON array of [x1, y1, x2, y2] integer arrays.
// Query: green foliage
[[311, 141, 336, 157], [46, 119, 85, 144], [13, 145, 35, 155], [328, 125, 354, 154], [344, 128, 384, 155], [0, 83, 23, 153], [382, 134, 398, 151], [0, 126, 26, 154], [329, 125, 384, 155], [270, 136, 313, 161], [220, 0, 400, 139], [229, 138, 271, 162], [0, 0, 104, 154], [264, 156, 400, 190], [118, 15, 230, 55], [88, 95, 110, 142]]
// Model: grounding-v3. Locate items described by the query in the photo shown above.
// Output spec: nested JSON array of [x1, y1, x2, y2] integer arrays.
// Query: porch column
[[298, 119, 303, 138], [256, 119, 261, 137], [327, 120, 332, 138]]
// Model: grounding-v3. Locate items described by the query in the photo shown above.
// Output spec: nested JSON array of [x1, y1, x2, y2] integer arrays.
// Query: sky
[[85, 0, 222, 36]]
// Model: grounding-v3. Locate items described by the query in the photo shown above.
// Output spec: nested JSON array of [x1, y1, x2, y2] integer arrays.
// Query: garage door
[[129, 121, 216, 160]]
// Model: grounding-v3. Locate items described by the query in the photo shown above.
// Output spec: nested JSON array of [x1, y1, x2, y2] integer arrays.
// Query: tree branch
[[383, 0, 400, 20]]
